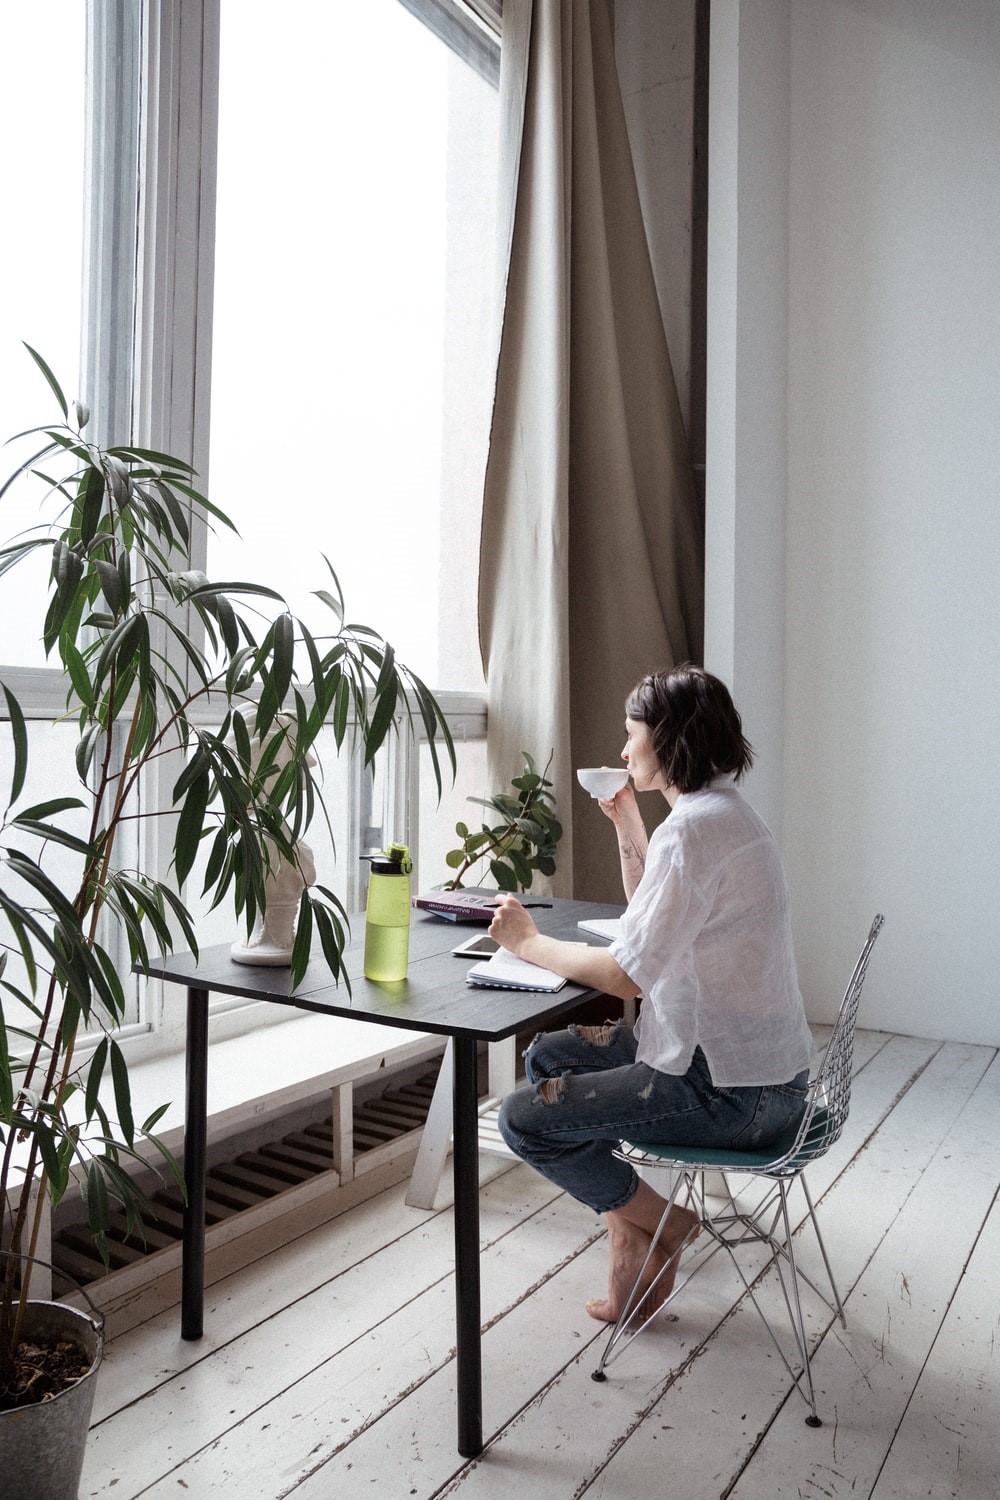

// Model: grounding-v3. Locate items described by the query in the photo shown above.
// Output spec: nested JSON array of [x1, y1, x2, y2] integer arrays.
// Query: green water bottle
[[362, 842, 413, 981]]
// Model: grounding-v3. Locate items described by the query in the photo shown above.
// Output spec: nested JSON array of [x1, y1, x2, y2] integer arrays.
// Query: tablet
[[451, 932, 501, 958]]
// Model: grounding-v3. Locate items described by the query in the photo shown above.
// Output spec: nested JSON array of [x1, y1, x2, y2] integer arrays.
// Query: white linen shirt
[[608, 778, 813, 1088]]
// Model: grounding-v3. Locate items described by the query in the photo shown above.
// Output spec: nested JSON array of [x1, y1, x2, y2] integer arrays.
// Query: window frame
[[397, 0, 501, 85], [14, 0, 490, 1063]]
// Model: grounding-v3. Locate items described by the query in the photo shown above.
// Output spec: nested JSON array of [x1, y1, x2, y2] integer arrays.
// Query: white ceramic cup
[[576, 767, 629, 799]]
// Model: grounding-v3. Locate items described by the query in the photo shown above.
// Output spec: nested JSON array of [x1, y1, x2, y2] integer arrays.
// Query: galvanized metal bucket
[[0, 1293, 104, 1500]]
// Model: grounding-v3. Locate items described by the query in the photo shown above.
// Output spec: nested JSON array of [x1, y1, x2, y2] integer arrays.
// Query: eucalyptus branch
[[442, 752, 562, 894]]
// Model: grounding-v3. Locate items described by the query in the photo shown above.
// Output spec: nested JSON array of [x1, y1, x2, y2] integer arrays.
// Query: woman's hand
[[488, 895, 539, 958], [489, 894, 640, 1000], [598, 781, 640, 829]]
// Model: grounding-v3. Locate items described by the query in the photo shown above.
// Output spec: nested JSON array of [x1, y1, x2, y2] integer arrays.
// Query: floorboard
[[76, 1030, 999, 1500]]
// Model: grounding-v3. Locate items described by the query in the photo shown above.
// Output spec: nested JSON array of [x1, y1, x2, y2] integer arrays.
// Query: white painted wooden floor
[[79, 1027, 999, 1500]]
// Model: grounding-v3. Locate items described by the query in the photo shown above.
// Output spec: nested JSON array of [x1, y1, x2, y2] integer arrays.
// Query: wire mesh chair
[[591, 913, 885, 1426]]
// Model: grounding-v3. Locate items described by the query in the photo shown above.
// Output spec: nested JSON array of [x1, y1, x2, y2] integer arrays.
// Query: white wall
[[783, 0, 1000, 1040], [702, 0, 791, 840], [702, 0, 1000, 1042]]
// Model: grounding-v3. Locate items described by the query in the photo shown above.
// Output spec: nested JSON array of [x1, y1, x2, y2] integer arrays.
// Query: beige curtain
[[479, 0, 703, 901]]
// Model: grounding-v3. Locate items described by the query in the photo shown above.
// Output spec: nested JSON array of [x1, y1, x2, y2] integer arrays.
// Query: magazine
[[412, 887, 553, 923]]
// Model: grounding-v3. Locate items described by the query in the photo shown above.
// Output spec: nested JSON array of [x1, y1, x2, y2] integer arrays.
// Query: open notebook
[[466, 948, 568, 993]]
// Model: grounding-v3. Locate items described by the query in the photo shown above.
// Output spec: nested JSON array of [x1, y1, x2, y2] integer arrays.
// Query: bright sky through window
[[209, 0, 498, 690], [0, 4, 85, 671]]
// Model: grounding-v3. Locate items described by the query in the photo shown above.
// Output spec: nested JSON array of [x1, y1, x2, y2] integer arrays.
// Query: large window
[[208, 0, 499, 692], [0, 0, 497, 1054]]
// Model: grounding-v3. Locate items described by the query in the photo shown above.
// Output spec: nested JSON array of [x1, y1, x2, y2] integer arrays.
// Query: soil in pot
[[3, 1332, 94, 1411]]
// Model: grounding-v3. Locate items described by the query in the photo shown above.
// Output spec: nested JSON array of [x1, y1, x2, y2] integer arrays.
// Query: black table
[[144, 897, 623, 1458]]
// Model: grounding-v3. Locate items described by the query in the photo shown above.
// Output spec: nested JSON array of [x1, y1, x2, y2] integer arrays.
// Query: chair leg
[[589, 1169, 839, 1427], [710, 1182, 823, 1425], [775, 1183, 822, 1425], [591, 1172, 700, 1383], [798, 1174, 846, 1327]]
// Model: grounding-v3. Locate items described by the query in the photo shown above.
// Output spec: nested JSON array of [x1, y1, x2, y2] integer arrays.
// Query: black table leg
[[182, 984, 209, 1340], [451, 1033, 483, 1458]]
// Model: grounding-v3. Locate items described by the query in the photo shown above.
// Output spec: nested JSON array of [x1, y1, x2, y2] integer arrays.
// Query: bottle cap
[[360, 842, 412, 875]]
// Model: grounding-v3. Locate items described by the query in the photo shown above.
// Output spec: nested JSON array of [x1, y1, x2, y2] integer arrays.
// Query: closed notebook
[[465, 948, 567, 993], [576, 916, 622, 941]]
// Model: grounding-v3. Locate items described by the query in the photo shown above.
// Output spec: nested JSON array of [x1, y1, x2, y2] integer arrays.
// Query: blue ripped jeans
[[497, 1021, 809, 1215]]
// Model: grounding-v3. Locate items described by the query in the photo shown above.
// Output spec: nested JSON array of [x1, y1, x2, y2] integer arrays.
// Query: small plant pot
[[0, 1297, 104, 1500]]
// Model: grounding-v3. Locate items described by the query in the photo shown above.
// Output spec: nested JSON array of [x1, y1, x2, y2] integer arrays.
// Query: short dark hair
[[625, 665, 754, 793]]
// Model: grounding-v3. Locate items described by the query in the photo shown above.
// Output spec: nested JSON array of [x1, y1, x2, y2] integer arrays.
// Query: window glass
[[208, 0, 498, 691], [417, 734, 489, 891], [0, 3, 86, 671]]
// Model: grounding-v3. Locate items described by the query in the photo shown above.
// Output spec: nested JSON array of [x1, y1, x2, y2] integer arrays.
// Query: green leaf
[[0, 1009, 13, 1116], [311, 887, 352, 993], [106, 443, 197, 473], [43, 541, 86, 653], [365, 670, 398, 764], [290, 890, 313, 989], [139, 1130, 187, 1200], [172, 743, 210, 800], [331, 674, 350, 747], [0, 434, 60, 506], [34, 1119, 67, 1198], [258, 611, 295, 735], [76, 721, 105, 780], [174, 767, 211, 887], [0, 902, 39, 997], [157, 883, 200, 959], [110, 1039, 135, 1146], [64, 640, 97, 709], [95, 557, 125, 614], [83, 1161, 112, 1263], [94, 612, 146, 686], [490, 859, 519, 892], [77, 461, 106, 545], [85, 1037, 109, 1122], [1, 683, 28, 805], [9, 817, 93, 856], [91, 942, 128, 1022], [24, 343, 69, 420], [151, 478, 191, 546], [184, 577, 286, 606], [15, 796, 85, 822], [315, 557, 345, 624], [5, 848, 84, 928], [0, 535, 54, 581]]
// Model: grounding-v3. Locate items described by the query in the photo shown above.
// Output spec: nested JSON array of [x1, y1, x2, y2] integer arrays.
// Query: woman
[[491, 665, 813, 1324]]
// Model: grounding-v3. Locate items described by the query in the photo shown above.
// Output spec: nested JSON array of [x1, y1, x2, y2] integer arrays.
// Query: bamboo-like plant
[[0, 347, 454, 1404]]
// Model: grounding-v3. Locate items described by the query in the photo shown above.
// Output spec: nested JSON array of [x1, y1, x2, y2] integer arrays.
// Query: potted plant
[[0, 347, 453, 1490], [441, 751, 562, 891]]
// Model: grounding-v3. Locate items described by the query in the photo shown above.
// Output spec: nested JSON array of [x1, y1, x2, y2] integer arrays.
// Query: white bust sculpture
[[229, 710, 318, 968]]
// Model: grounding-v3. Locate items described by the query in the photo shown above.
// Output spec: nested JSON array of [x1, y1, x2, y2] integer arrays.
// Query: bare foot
[[586, 1205, 699, 1324]]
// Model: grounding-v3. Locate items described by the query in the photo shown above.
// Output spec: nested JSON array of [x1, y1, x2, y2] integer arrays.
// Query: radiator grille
[[51, 1065, 442, 1287]]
